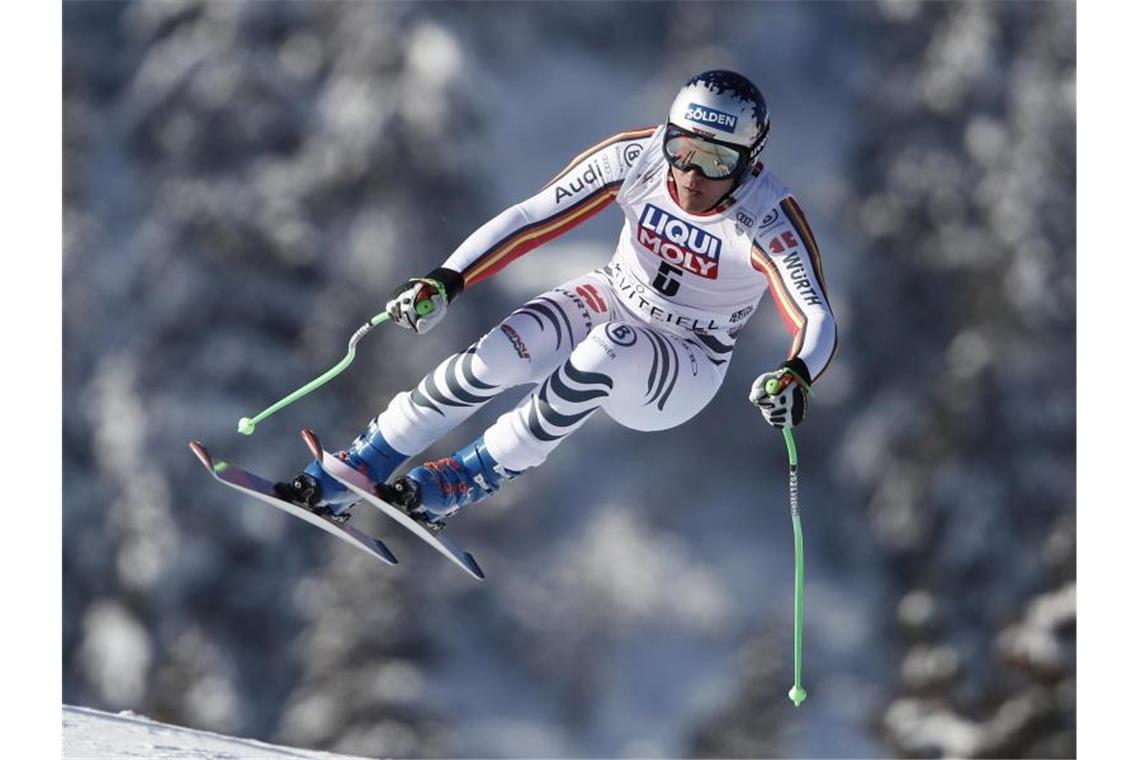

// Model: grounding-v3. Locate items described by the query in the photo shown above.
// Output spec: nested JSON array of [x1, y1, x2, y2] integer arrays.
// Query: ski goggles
[[662, 124, 751, 180]]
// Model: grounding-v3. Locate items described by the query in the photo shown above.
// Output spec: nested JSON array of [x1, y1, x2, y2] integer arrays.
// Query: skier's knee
[[469, 326, 536, 387]]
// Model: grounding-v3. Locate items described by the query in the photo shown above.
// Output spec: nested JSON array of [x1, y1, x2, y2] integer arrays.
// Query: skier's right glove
[[385, 267, 465, 334]]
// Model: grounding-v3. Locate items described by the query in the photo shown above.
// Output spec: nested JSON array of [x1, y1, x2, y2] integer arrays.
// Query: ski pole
[[237, 299, 434, 435], [765, 376, 808, 707]]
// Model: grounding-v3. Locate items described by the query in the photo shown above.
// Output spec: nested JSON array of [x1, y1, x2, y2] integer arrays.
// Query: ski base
[[188, 441, 398, 566], [301, 429, 485, 581]]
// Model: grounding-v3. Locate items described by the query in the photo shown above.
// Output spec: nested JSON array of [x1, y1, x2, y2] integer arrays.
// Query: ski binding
[[300, 429, 485, 581], [188, 441, 398, 566]]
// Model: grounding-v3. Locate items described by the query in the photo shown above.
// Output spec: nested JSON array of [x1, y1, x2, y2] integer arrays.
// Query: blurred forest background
[[62, 1, 1075, 758]]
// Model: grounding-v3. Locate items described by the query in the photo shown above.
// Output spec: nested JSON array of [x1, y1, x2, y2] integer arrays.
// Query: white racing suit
[[374, 125, 838, 474]]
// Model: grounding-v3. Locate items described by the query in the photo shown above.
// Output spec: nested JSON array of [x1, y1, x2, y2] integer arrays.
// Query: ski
[[188, 441, 398, 566], [300, 429, 486, 581]]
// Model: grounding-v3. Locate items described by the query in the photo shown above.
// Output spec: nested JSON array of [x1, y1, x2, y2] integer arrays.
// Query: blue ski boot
[[389, 437, 518, 529], [275, 421, 408, 518]]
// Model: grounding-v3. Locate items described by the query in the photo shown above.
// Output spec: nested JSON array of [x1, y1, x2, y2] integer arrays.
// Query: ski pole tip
[[788, 685, 807, 707], [237, 417, 256, 436]]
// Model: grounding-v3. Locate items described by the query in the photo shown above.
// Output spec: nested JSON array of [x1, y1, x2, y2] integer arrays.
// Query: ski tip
[[465, 554, 486, 581], [189, 441, 213, 471], [300, 428, 322, 460]]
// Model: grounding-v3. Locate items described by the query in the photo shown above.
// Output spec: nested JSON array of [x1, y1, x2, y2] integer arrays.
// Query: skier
[[277, 70, 838, 529]]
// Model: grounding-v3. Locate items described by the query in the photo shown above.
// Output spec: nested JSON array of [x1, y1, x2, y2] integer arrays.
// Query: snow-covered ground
[[63, 706, 365, 760]]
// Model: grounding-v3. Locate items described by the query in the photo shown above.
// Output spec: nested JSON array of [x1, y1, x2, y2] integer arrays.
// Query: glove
[[385, 267, 464, 334], [749, 359, 812, 430]]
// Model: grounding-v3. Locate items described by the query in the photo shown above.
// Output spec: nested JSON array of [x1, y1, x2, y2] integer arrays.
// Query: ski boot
[[275, 421, 408, 521], [388, 436, 518, 530]]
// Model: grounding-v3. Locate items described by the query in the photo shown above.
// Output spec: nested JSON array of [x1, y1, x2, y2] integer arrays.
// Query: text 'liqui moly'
[[636, 204, 723, 279]]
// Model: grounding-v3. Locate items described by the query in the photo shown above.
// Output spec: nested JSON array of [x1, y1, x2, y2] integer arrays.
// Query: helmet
[[664, 70, 771, 180]]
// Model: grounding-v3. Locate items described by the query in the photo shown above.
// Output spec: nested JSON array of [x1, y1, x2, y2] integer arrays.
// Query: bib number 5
[[652, 261, 683, 296]]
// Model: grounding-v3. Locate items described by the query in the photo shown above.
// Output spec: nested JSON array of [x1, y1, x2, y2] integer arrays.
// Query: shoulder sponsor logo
[[735, 210, 755, 228], [758, 208, 780, 229], [684, 103, 738, 134], [600, 152, 614, 175], [623, 143, 643, 167], [636, 204, 723, 279], [554, 159, 606, 204], [765, 230, 799, 254]]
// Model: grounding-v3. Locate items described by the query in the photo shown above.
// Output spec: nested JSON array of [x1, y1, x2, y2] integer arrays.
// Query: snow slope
[[63, 706, 366, 760]]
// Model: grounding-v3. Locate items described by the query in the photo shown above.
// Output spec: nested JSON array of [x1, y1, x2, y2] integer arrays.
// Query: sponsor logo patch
[[636, 204, 723, 279], [500, 323, 531, 360], [605, 323, 638, 347], [576, 284, 607, 313], [778, 251, 823, 307], [623, 143, 643, 167], [730, 305, 755, 324], [554, 160, 605, 204], [735, 210, 755, 228], [609, 262, 723, 332], [684, 102, 738, 134], [600, 152, 614, 175], [558, 286, 594, 332], [765, 230, 800, 254], [758, 208, 780, 229]]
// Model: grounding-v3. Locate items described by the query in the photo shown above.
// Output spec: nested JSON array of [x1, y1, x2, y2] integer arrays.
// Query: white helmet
[[664, 70, 771, 179]]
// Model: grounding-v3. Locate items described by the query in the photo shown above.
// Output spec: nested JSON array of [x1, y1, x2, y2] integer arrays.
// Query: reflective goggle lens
[[663, 128, 745, 179]]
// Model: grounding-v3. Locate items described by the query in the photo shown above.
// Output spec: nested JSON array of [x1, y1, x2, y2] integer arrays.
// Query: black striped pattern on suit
[[691, 332, 733, 366], [525, 358, 613, 442], [638, 327, 680, 411], [509, 296, 577, 351], [411, 345, 500, 416]]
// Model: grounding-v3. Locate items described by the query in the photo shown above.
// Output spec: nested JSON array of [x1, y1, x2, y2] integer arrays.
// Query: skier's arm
[[386, 128, 654, 333], [748, 196, 838, 427], [440, 127, 656, 289]]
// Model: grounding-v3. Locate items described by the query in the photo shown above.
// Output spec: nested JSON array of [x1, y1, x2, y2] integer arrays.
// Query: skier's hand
[[749, 362, 811, 430], [385, 268, 463, 334]]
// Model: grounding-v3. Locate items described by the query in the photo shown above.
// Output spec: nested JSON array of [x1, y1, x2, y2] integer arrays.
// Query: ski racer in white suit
[[278, 70, 839, 528]]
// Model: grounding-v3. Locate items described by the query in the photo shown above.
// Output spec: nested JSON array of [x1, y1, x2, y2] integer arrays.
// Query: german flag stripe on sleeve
[[462, 182, 621, 286], [780, 196, 838, 378], [542, 126, 657, 190], [779, 197, 831, 304], [750, 241, 807, 358]]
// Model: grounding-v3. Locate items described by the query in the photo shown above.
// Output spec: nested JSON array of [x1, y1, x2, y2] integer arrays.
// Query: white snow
[[63, 706, 367, 760]]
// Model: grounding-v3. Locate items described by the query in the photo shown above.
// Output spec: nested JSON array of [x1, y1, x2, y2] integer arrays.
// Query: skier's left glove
[[749, 359, 812, 430], [385, 267, 465, 334]]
